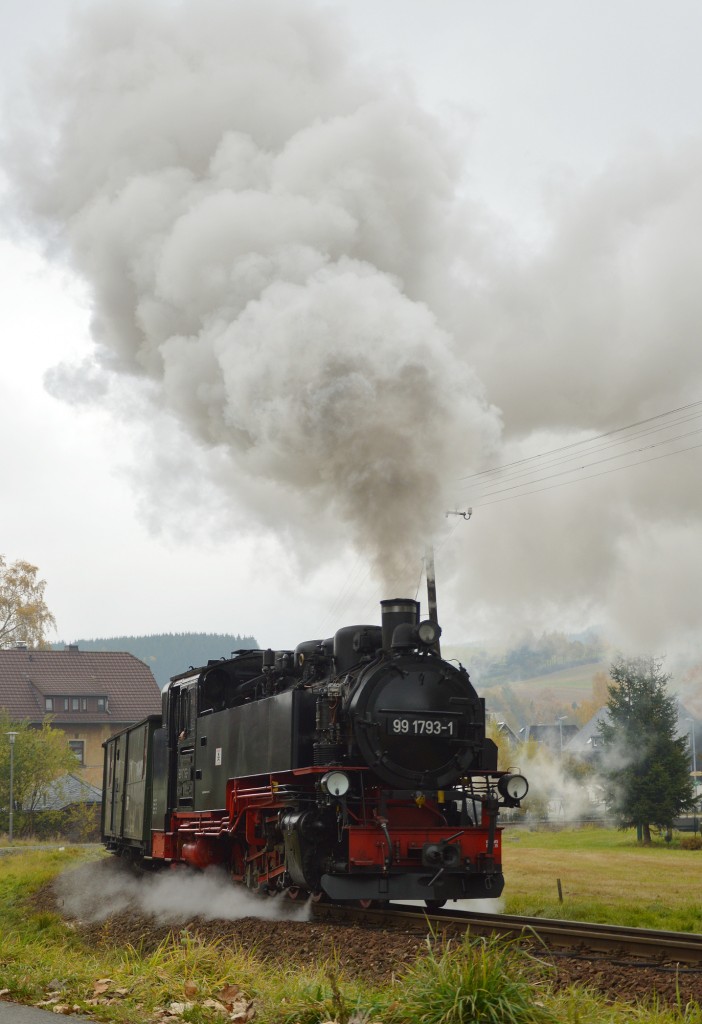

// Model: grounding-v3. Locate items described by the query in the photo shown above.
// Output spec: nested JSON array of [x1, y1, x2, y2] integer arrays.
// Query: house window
[[64, 698, 69, 711], [45, 698, 53, 712], [71, 698, 79, 711], [68, 740, 84, 765], [97, 697, 108, 712], [81, 698, 87, 712]]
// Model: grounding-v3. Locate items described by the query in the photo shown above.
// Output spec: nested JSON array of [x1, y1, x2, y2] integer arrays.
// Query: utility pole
[[687, 718, 698, 834], [6, 732, 18, 843], [687, 719, 697, 776], [422, 509, 473, 658]]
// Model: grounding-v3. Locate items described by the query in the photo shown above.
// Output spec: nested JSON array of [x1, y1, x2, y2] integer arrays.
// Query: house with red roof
[[0, 644, 162, 786]]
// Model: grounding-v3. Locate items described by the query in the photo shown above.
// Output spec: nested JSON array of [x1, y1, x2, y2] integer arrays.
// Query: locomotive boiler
[[102, 598, 528, 905]]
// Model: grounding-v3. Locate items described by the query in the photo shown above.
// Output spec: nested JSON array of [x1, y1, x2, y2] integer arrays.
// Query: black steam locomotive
[[102, 598, 528, 905]]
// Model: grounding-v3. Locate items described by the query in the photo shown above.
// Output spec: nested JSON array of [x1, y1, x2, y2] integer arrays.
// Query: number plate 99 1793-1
[[383, 715, 459, 737]]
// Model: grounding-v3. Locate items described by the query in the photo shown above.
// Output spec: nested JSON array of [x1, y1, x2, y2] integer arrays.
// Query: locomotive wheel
[[287, 886, 307, 901], [118, 847, 145, 875], [358, 898, 376, 909], [310, 890, 327, 903], [424, 899, 446, 910]]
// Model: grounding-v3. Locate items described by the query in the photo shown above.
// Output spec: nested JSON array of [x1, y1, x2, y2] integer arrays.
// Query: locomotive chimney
[[380, 598, 419, 649]]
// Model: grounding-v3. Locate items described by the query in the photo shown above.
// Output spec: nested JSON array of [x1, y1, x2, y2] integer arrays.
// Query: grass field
[[501, 825, 702, 931], [0, 836, 701, 1024]]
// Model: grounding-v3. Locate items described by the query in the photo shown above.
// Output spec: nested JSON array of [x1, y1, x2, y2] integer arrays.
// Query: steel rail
[[310, 902, 702, 964]]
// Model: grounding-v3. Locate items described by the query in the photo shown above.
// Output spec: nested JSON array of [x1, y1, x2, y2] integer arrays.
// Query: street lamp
[[556, 716, 567, 753], [5, 732, 18, 843], [686, 718, 697, 776], [686, 719, 698, 836]]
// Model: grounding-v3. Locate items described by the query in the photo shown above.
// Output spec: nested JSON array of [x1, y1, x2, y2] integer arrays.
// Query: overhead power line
[[456, 399, 702, 508], [469, 439, 702, 508], [320, 400, 701, 625], [458, 398, 702, 484]]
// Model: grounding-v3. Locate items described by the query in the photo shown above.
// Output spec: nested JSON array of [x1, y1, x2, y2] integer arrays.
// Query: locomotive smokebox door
[[347, 655, 485, 789]]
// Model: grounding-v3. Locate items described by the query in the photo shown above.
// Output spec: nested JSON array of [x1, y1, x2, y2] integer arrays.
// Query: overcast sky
[[1, 0, 701, 666]]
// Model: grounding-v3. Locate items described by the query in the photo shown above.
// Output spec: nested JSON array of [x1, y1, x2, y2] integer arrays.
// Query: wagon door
[[175, 683, 197, 809], [102, 738, 118, 836], [102, 732, 128, 838]]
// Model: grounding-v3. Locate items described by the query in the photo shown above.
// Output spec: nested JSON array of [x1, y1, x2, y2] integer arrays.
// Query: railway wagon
[[102, 715, 161, 853]]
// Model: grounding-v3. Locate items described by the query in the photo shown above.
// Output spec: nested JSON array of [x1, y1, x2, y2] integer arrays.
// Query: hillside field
[[493, 661, 610, 704], [442, 645, 609, 721]]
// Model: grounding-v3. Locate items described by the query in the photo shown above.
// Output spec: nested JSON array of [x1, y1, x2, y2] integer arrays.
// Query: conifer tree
[[599, 656, 695, 843]]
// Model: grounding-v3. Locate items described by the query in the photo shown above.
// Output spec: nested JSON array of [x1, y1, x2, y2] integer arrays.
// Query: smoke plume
[[3, 0, 499, 592], [3, 0, 702, 656]]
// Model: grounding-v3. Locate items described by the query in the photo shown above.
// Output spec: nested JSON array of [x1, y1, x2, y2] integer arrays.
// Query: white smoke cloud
[[518, 748, 605, 824], [434, 141, 702, 654], [56, 860, 310, 924], [2, 0, 500, 592], [459, 140, 702, 435], [3, 0, 702, 658]]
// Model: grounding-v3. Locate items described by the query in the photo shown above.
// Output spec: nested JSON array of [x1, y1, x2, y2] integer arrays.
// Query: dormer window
[[97, 697, 108, 712], [45, 697, 53, 712]]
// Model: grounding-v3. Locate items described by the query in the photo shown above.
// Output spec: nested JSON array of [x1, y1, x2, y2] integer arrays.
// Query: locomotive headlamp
[[417, 620, 442, 646], [320, 770, 350, 797], [497, 773, 529, 803]]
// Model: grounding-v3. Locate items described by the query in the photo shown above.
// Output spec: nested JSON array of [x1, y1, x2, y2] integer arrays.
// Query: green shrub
[[10, 804, 101, 842], [377, 932, 555, 1024]]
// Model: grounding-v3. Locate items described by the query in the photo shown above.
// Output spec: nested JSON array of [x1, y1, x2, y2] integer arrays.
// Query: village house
[[0, 644, 162, 786]]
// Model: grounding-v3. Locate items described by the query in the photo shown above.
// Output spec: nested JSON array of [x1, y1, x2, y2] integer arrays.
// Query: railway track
[[311, 901, 702, 964]]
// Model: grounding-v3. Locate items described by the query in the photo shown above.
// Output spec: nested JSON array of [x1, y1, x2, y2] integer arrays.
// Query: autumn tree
[[0, 556, 56, 648], [0, 714, 77, 835], [598, 656, 695, 843], [575, 669, 616, 725], [486, 719, 514, 771]]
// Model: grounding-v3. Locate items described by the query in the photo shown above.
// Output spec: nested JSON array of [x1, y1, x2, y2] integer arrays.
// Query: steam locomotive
[[102, 598, 528, 905]]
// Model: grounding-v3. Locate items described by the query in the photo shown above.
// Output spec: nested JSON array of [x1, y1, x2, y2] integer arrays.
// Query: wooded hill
[[52, 633, 258, 688], [56, 627, 603, 693], [447, 630, 605, 688]]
